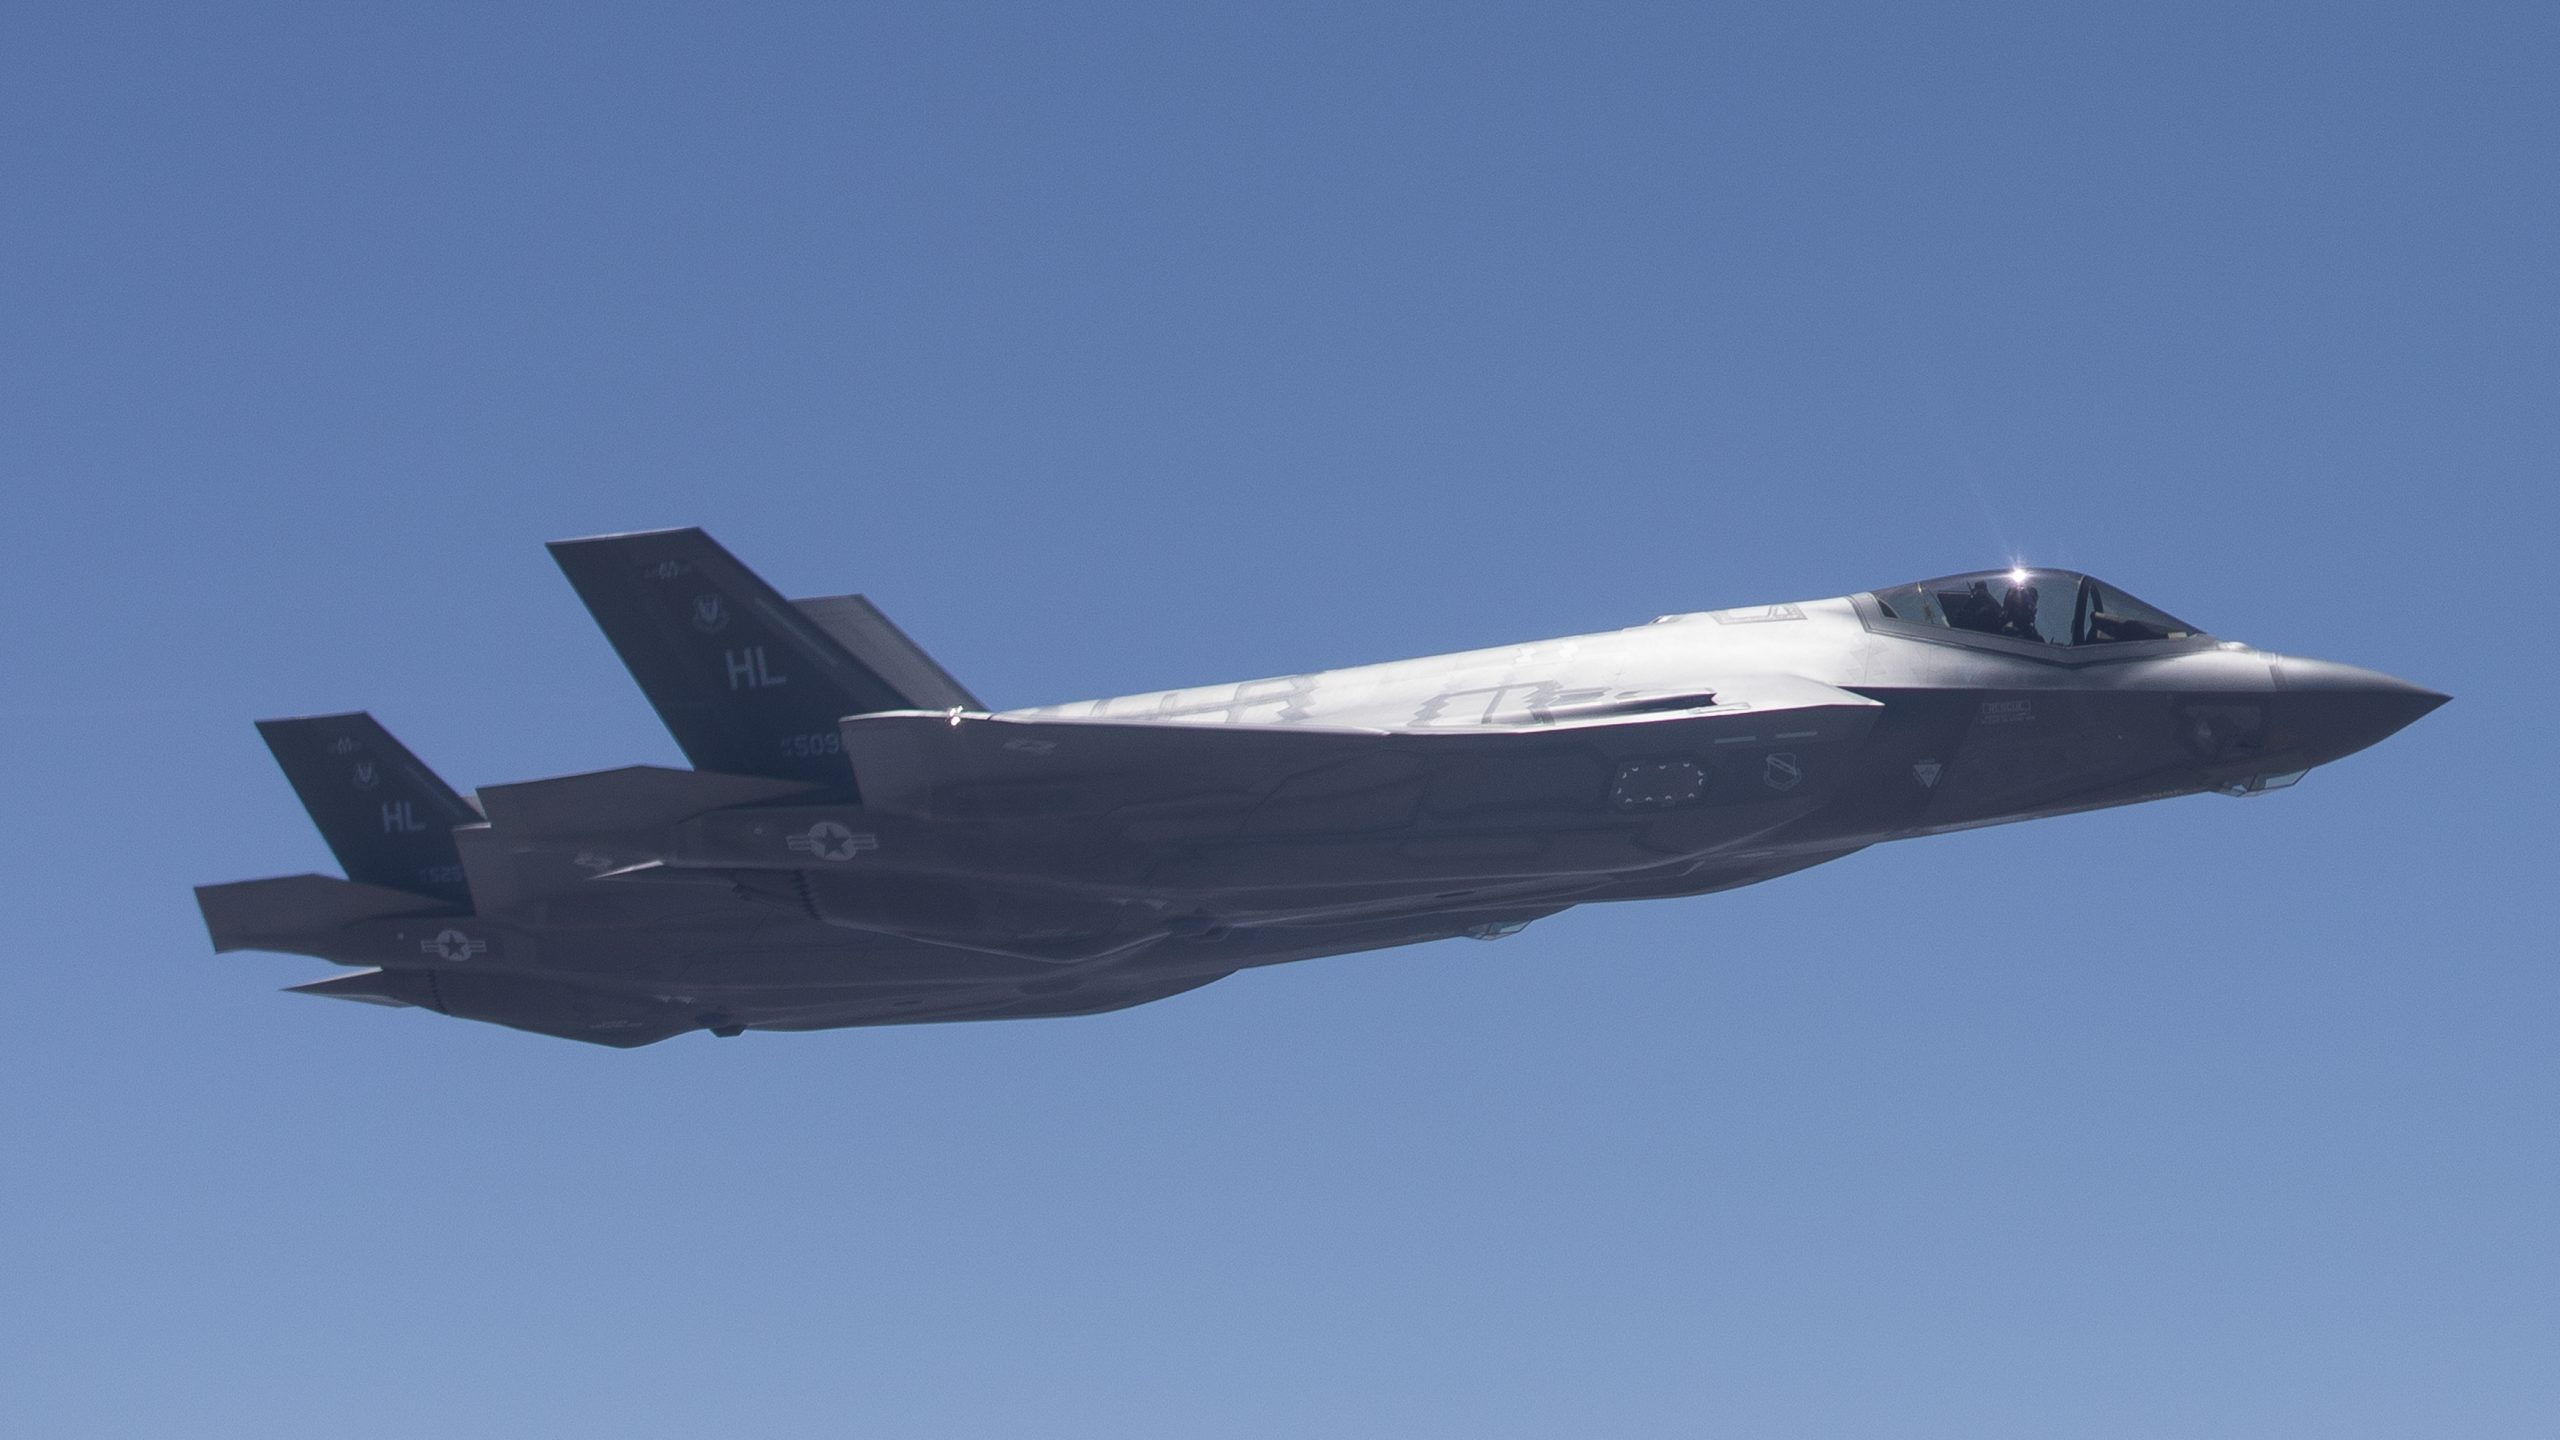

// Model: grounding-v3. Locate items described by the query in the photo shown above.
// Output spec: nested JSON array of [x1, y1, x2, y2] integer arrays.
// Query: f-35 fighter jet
[[198, 530, 2445, 1047]]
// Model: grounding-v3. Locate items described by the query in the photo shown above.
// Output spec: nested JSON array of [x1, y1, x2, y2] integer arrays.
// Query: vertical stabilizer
[[791, 593, 982, 711], [548, 528, 974, 789], [255, 713, 477, 907]]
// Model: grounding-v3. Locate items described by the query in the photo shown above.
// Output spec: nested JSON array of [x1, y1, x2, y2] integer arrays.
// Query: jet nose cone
[[2278, 658, 2450, 763]]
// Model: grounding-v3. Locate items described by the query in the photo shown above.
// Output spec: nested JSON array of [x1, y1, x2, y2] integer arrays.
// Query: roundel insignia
[[421, 928, 489, 962], [786, 821, 879, 862]]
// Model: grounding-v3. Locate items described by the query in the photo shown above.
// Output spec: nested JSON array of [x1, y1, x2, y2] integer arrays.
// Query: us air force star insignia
[[1763, 752, 1803, 791], [787, 821, 878, 862], [422, 928, 488, 962]]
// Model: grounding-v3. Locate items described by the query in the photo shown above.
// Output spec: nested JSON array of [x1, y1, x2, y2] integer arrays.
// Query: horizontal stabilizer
[[198, 874, 459, 954], [256, 713, 477, 906], [475, 766, 816, 842]]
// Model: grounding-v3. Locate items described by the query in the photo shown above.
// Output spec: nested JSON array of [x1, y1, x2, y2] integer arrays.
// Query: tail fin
[[790, 593, 982, 711], [255, 713, 477, 907], [547, 528, 977, 789]]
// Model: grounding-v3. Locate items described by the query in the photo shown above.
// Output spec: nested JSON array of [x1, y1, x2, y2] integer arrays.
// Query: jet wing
[[759, 970, 1237, 1031], [290, 966, 1235, 1046], [289, 969, 714, 1049]]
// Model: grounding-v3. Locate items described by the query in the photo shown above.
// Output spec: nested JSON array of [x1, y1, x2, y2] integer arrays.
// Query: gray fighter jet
[[197, 530, 2445, 1047]]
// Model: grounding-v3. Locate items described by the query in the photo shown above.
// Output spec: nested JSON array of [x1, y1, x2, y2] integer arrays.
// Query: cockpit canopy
[[1871, 569, 2202, 648]]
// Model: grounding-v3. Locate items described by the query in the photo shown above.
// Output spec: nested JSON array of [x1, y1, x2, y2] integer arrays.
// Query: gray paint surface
[[197, 530, 2445, 1047]]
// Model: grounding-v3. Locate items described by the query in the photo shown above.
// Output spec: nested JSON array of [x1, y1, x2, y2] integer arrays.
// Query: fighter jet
[[197, 529, 2445, 1047]]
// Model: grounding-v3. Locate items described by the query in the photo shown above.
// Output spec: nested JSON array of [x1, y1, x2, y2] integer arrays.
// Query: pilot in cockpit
[[1945, 578, 2043, 642], [1999, 581, 2042, 641], [1877, 569, 2202, 649]]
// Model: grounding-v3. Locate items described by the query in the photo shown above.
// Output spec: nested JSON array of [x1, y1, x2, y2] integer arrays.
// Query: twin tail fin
[[254, 712, 477, 907], [547, 527, 979, 790]]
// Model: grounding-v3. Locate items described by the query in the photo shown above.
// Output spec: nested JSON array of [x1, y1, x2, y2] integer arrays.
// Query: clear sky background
[[5, 4, 2552, 1435]]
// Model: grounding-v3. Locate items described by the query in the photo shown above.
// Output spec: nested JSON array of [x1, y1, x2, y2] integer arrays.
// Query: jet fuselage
[[197, 540, 2444, 1046]]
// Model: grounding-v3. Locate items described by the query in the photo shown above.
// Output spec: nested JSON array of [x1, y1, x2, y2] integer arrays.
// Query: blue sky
[[4, 4, 2552, 1435]]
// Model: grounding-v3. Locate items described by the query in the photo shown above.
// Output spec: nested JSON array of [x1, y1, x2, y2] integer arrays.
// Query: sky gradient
[[5, 4, 2553, 1435]]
